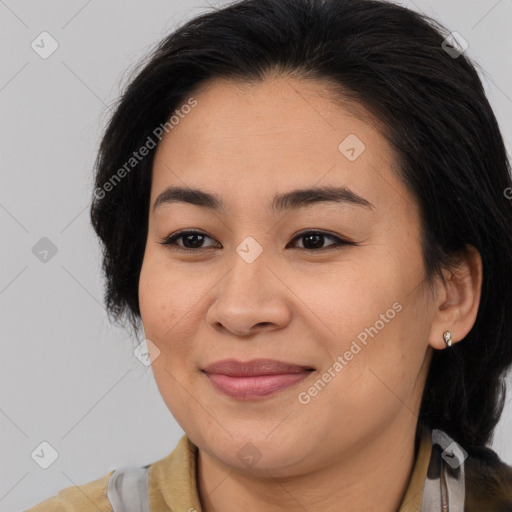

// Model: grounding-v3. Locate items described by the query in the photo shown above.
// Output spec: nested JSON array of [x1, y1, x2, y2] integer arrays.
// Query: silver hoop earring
[[443, 331, 453, 348]]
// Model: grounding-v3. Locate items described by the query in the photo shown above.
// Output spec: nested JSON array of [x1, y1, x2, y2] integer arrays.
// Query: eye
[[159, 230, 219, 252], [158, 229, 355, 253], [288, 230, 354, 251]]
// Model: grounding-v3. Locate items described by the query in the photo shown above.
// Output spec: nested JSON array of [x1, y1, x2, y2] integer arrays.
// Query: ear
[[428, 244, 483, 350]]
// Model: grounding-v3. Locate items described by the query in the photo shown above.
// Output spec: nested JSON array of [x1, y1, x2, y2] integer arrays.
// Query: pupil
[[305, 234, 322, 249], [184, 234, 203, 248]]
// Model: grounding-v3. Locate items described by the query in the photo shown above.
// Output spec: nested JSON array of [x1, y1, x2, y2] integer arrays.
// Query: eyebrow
[[153, 185, 375, 213]]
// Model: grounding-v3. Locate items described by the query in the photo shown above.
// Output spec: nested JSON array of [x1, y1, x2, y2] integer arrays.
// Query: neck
[[197, 415, 421, 512]]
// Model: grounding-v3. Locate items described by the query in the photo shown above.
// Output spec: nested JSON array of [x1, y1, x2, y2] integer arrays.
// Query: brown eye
[[287, 231, 353, 251], [159, 230, 219, 252]]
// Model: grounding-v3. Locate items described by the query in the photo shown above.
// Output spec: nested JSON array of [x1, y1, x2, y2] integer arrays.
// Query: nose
[[206, 246, 292, 337]]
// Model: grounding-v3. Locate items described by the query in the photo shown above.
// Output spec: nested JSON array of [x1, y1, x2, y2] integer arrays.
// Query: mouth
[[201, 358, 316, 400]]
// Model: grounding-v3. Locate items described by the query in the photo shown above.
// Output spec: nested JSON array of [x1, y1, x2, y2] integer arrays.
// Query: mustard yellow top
[[25, 427, 432, 512]]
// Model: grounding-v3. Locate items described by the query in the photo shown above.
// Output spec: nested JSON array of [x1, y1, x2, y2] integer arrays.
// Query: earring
[[443, 331, 453, 348]]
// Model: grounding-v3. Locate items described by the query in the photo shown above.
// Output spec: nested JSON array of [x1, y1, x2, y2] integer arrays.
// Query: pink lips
[[202, 358, 315, 400]]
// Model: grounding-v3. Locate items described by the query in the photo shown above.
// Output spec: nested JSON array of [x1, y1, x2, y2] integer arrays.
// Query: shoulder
[[464, 445, 512, 511], [25, 469, 114, 512], [23, 436, 192, 512]]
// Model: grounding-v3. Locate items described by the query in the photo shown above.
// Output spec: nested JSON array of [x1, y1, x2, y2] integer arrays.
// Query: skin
[[138, 75, 483, 512]]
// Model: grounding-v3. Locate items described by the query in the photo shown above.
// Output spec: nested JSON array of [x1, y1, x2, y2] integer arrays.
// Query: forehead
[[150, 76, 410, 214]]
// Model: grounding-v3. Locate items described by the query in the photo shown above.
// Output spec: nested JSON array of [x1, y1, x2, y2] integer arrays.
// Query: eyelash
[[158, 229, 355, 254]]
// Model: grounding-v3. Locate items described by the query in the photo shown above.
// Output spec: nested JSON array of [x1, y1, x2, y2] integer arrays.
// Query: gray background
[[1, 0, 511, 510]]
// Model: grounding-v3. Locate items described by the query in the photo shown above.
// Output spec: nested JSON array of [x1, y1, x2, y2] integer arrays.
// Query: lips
[[202, 358, 315, 377], [202, 358, 315, 400]]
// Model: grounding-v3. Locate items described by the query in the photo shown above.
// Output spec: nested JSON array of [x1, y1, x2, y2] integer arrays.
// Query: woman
[[26, 0, 512, 510]]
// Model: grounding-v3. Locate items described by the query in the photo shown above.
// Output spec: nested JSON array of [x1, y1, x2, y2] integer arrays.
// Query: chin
[[198, 429, 316, 474]]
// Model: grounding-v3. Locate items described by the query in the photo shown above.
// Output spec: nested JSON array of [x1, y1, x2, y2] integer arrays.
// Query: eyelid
[[158, 229, 355, 252], [289, 229, 354, 250], [160, 229, 219, 250]]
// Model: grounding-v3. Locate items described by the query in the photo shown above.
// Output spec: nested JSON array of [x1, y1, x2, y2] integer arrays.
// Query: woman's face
[[139, 76, 441, 475]]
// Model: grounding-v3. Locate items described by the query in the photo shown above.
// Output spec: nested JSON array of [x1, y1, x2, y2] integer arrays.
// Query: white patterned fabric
[[106, 464, 151, 512], [421, 429, 466, 511]]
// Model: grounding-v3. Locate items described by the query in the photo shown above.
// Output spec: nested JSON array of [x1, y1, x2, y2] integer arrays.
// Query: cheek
[[288, 258, 402, 351], [303, 265, 427, 403], [138, 254, 201, 430], [138, 251, 198, 353], [138, 259, 171, 337], [339, 300, 430, 427], [139, 262, 188, 374]]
